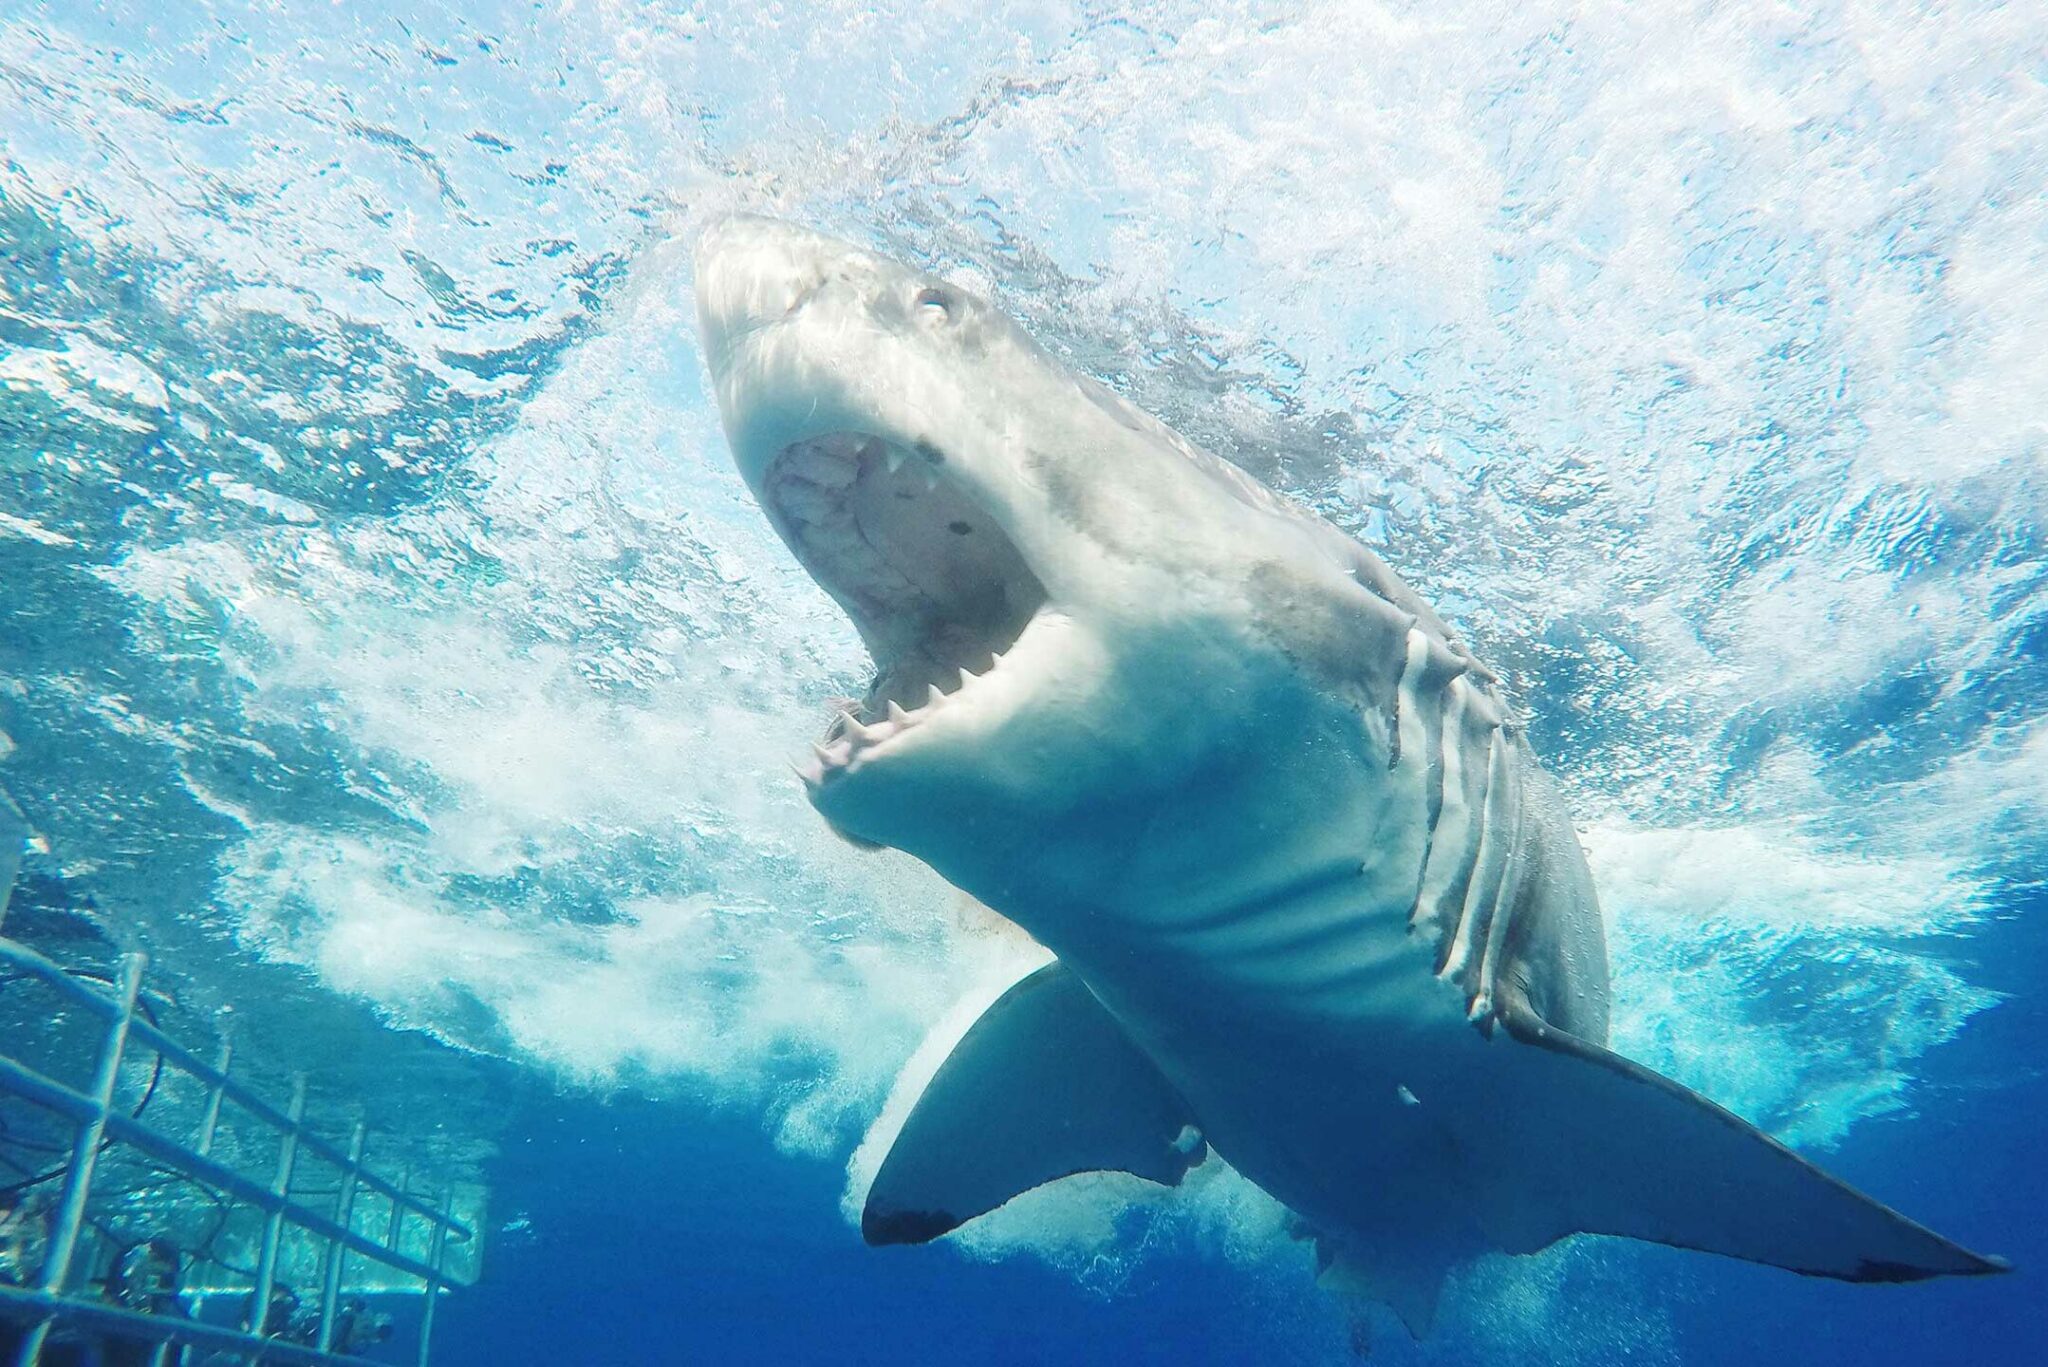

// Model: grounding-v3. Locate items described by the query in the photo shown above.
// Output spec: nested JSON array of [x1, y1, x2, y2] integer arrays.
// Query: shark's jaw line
[[760, 428, 1049, 790]]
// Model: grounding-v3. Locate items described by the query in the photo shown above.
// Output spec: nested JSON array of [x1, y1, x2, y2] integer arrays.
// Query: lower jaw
[[806, 747, 968, 856], [807, 776, 895, 852], [814, 807, 885, 851]]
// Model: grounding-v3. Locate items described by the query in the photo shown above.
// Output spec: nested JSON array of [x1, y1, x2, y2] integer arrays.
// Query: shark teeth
[[837, 708, 883, 744], [795, 652, 1010, 789]]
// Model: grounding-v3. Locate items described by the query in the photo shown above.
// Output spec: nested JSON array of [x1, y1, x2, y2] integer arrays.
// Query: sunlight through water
[[3, 2, 2043, 1363]]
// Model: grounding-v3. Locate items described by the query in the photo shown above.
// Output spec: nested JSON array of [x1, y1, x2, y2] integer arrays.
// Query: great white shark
[[692, 215, 2007, 1331]]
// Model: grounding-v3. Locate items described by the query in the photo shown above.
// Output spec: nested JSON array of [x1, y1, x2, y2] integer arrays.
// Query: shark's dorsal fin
[[862, 961, 1205, 1245], [1475, 998, 2010, 1281]]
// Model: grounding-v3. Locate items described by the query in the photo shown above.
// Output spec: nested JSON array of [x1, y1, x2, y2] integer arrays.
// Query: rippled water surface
[[3, 2, 2043, 1363]]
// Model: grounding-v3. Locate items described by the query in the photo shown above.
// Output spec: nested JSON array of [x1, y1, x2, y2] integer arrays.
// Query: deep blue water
[[4, 1, 2045, 1363], [435, 1012, 2048, 1366], [432, 892, 2048, 1365], [444, 1083, 1333, 1366]]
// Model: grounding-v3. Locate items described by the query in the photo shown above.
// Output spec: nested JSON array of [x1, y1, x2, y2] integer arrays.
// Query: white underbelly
[[1066, 876, 1495, 1240], [1024, 629, 1540, 1240]]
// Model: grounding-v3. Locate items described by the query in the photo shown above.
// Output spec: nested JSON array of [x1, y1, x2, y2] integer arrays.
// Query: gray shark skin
[[693, 216, 2006, 1332]]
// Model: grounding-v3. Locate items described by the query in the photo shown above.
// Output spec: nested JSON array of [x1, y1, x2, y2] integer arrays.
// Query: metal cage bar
[[0, 939, 471, 1242], [0, 792, 24, 936], [316, 1121, 368, 1353], [415, 1212, 448, 1367], [0, 932, 474, 1366], [248, 1075, 307, 1336], [9, 954, 142, 1367], [195, 1036, 234, 1158]]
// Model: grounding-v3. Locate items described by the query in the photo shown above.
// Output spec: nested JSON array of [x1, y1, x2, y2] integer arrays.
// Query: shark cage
[[0, 786, 484, 1366]]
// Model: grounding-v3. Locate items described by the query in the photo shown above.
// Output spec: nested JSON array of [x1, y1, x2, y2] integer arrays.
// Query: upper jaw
[[695, 218, 1075, 807], [747, 425, 1054, 800], [795, 621, 1037, 792]]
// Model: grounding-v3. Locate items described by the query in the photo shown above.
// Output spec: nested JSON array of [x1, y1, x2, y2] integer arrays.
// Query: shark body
[[692, 216, 2005, 1331]]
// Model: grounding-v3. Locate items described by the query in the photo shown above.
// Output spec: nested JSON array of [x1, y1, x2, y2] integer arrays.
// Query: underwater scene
[[1, 2, 2043, 1364]]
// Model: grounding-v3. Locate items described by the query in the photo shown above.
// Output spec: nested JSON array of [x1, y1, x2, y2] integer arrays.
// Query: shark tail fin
[[861, 961, 1204, 1245], [1472, 999, 2010, 1281]]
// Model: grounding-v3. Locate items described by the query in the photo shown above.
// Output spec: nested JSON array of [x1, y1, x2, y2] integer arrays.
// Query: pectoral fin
[[1478, 999, 2009, 1281], [862, 961, 1205, 1245]]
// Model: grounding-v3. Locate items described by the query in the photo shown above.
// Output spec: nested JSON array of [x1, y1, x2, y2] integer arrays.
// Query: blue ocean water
[[2, 1, 2043, 1364]]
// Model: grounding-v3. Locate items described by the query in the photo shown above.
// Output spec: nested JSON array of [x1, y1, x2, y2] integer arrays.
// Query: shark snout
[[693, 215, 845, 373]]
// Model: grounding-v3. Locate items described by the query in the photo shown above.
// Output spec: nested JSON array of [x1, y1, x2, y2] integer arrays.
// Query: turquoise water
[[2, 1, 2043, 1362]]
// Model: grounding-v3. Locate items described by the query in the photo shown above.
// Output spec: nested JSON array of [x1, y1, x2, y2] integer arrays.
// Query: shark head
[[696, 217, 1427, 914]]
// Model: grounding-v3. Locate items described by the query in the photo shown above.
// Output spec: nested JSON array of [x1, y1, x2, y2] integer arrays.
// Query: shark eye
[[914, 287, 951, 324]]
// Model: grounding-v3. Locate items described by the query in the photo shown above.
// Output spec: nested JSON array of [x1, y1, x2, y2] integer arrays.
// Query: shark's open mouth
[[767, 431, 1048, 783]]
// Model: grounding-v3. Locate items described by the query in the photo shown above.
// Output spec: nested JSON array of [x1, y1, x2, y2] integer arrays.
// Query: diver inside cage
[[0, 1219, 210, 1367], [331, 1296, 396, 1351], [98, 1237, 186, 1367], [0, 1190, 51, 1283], [0, 1234, 192, 1367], [234, 1284, 395, 1355], [108, 1238, 182, 1315]]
